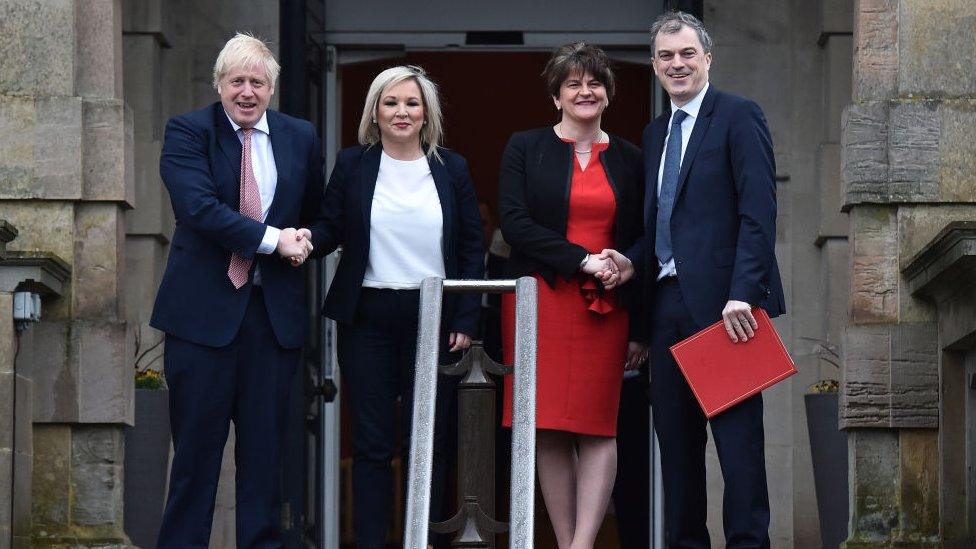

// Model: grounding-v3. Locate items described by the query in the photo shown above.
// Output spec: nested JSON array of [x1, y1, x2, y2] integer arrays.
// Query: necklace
[[557, 122, 604, 155]]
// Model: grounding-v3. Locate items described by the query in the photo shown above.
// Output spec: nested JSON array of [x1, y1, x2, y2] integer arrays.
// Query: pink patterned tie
[[227, 128, 263, 289]]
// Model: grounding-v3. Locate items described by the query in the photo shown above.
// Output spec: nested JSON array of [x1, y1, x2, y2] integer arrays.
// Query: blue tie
[[655, 109, 689, 265]]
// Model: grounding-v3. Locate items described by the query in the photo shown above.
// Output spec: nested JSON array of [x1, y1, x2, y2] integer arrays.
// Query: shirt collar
[[670, 82, 709, 120], [224, 110, 270, 135]]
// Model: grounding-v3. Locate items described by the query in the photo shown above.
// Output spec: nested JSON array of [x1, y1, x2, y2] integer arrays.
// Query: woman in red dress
[[498, 43, 646, 548]]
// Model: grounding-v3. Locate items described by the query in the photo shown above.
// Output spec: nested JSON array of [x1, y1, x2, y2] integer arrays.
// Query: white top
[[362, 152, 445, 289], [657, 82, 709, 279]]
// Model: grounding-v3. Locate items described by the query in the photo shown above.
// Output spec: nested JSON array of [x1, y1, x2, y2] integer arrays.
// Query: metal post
[[433, 341, 510, 548], [318, 44, 341, 549], [404, 278, 445, 548], [453, 345, 499, 525], [403, 278, 537, 549], [508, 277, 537, 548]]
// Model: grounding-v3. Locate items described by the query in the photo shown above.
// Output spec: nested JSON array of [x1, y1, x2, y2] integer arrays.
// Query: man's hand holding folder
[[669, 308, 796, 418], [722, 299, 758, 343]]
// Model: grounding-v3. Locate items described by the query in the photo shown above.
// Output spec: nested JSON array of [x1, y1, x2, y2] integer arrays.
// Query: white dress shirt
[[225, 111, 279, 285], [657, 82, 709, 279], [225, 111, 280, 254], [362, 152, 445, 289]]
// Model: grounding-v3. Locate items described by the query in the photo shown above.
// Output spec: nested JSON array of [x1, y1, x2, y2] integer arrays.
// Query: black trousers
[[158, 287, 300, 549], [338, 288, 457, 549], [650, 278, 770, 549]]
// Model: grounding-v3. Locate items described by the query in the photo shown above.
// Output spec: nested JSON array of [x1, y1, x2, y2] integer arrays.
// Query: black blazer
[[151, 103, 326, 349], [498, 127, 644, 332], [317, 144, 484, 336], [626, 86, 786, 329]]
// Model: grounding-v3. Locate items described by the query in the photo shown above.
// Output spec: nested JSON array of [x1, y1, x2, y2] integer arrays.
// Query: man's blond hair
[[212, 32, 281, 89]]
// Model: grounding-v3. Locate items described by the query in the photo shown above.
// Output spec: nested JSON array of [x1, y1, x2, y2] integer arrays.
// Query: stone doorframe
[[904, 221, 976, 547]]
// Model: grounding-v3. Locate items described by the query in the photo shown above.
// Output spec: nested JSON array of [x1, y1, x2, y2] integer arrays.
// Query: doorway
[[331, 50, 651, 548], [339, 51, 651, 211]]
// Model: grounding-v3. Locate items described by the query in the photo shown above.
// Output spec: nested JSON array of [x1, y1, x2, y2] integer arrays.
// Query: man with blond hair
[[151, 33, 326, 547]]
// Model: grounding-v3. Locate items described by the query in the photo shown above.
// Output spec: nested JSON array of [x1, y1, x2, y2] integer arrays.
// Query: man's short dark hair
[[650, 10, 713, 54]]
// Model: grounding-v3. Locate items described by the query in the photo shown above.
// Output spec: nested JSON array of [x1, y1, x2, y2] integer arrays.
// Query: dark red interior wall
[[339, 51, 651, 216]]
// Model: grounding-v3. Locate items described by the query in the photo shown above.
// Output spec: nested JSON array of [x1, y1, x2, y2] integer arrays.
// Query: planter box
[[124, 388, 171, 549], [804, 392, 849, 549]]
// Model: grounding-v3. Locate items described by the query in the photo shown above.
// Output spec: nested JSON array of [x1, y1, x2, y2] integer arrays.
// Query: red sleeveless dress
[[502, 141, 629, 436]]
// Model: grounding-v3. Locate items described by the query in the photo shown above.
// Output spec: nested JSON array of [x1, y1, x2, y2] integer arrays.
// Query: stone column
[[0, 221, 71, 549], [0, 221, 23, 548], [903, 222, 976, 545], [841, 0, 976, 545], [0, 0, 134, 546]]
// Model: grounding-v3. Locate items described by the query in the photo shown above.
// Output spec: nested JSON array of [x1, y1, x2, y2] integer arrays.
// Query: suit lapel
[[360, 145, 382, 228], [673, 86, 717, 203], [542, 131, 574, 233], [215, 105, 243, 206], [429, 154, 453, 256], [643, 116, 667, 228], [264, 111, 293, 224]]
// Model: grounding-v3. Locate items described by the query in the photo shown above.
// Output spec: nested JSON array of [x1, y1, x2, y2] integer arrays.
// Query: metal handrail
[[404, 277, 538, 548]]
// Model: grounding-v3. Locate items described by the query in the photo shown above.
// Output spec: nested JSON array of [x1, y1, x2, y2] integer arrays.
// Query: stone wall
[[841, 0, 976, 545], [0, 298, 36, 549], [0, 0, 133, 545], [0, 221, 71, 549], [0, 223, 31, 549]]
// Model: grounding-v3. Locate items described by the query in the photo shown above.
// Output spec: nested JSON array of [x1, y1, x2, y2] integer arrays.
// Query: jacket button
[[676, 259, 683, 265]]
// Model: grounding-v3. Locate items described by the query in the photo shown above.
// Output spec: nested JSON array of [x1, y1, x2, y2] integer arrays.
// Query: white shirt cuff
[[258, 226, 280, 254]]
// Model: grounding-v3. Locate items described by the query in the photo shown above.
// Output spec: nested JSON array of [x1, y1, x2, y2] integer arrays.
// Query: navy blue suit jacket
[[150, 103, 326, 349], [626, 86, 786, 330], [317, 144, 484, 336]]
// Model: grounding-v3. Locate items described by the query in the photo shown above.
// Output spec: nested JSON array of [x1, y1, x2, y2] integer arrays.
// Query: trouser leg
[[712, 393, 770, 548], [157, 335, 236, 548], [649, 280, 710, 549], [233, 288, 301, 548], [338, 291, 401, 549]]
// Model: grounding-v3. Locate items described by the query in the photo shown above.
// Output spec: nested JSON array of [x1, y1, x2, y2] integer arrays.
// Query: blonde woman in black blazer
[[318, 65, 484, 549]]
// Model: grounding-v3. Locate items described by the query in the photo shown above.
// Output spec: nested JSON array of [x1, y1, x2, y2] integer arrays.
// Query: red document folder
[[669, 308, 796, 418]]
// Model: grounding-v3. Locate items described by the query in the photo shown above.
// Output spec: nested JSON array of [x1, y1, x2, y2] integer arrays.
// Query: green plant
[[808, 379, 839, 393], [135, 368, 166, 390]]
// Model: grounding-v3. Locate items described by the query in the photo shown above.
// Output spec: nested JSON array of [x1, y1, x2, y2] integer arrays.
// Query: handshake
[[580, 249, 634, 290], [276, 227, 314, 267]]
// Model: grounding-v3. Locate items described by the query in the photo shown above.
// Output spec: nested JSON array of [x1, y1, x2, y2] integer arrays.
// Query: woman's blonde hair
[[212, 32, 281, 89], [357, 65, 444, 161]]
